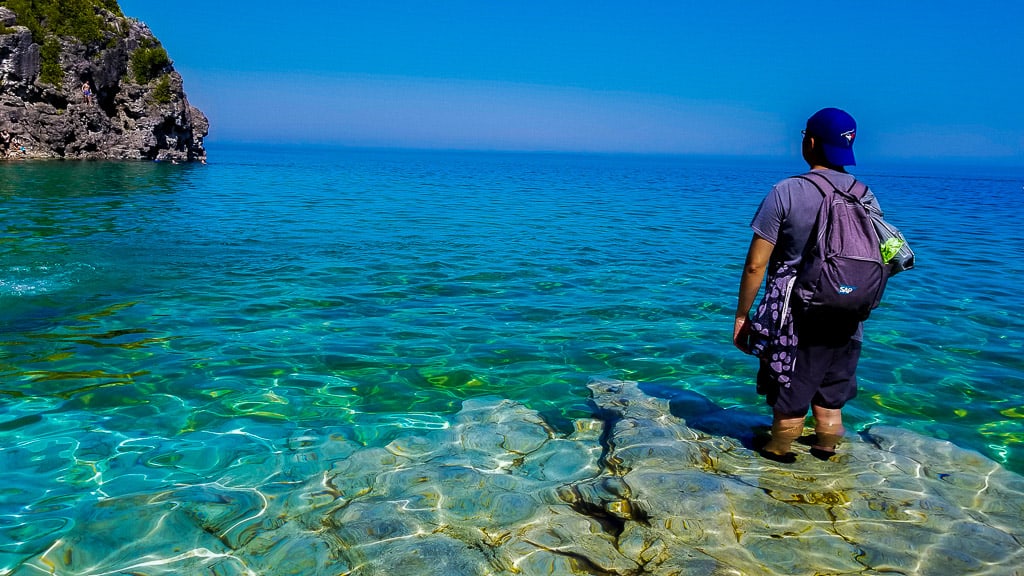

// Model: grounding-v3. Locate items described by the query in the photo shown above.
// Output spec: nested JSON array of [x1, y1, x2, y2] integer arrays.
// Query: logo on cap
[[841, 129, 856, 146]]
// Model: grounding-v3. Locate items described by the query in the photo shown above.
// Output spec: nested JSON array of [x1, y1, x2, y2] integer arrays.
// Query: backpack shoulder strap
[[846, 179, 868, 201], [793, 173, 829, 198], [795, 171, 867, 202]]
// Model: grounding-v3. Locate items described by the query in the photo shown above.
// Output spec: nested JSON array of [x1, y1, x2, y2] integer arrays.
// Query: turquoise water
[[2, 145, 1023, 571]]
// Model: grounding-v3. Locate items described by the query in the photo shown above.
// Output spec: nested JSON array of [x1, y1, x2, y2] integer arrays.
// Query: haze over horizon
[[119, 1, 1024, 166]]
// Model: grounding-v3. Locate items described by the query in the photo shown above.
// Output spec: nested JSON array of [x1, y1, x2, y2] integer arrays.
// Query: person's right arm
[[733, 234, 775, 354]]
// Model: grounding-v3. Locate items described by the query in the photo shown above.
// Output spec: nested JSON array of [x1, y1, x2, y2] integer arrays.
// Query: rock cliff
[[0, 3, 207, 162]]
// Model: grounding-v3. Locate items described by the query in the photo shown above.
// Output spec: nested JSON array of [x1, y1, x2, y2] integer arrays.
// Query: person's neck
[[809, 164, 847, 173]]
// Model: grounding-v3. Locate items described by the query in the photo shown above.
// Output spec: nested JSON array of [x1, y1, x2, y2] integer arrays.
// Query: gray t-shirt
[[751, 169, 879, 269]]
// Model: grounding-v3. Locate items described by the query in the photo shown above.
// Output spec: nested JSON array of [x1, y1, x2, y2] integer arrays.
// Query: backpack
[[791, 172, 889, 321]]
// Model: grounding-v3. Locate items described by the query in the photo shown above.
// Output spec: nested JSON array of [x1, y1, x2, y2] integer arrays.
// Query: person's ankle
[[758, 447, 796, 464], [812, 430, 845, 451], [809, 446, 836, 461], [763, 438, 795, 455]]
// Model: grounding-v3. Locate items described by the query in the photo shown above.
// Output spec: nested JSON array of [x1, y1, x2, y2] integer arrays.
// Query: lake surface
[[2, 145, 1022, 572]]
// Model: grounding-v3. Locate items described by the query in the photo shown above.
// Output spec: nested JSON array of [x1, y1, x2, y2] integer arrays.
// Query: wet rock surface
[[0, 5, 207, 162], [15, 380, 1024, 575]]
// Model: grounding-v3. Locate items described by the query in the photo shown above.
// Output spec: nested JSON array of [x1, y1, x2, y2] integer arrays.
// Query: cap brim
[[822, 143, 856, 166]]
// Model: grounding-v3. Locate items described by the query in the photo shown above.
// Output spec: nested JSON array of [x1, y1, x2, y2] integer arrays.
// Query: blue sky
[[119, 1, 1024, 164]]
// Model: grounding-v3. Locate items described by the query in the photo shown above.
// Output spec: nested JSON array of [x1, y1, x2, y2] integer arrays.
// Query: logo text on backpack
[[838, 285, 857, 295]]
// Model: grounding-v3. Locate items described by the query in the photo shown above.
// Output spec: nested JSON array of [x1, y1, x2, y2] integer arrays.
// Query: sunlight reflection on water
[[2, 149, 1023, 573]]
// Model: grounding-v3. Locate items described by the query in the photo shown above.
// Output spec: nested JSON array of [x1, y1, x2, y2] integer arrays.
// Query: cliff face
[[0, 4, 207, 162]]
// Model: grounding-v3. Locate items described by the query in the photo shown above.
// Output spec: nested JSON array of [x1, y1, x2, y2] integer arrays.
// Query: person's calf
[[810, 425, 845, 460], [761, 417, 804, 459], [810, 405, 845, 459]]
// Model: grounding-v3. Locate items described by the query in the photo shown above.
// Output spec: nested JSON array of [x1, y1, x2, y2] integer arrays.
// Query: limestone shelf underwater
[[12, 379, 1024, 575]]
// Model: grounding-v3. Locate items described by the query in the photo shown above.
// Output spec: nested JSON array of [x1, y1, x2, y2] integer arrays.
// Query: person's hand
[[733, 315, 753, 355]]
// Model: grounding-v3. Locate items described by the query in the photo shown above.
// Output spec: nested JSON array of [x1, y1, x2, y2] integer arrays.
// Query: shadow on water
[[638, 382, 772, 449], [0, 159, 200, 198]]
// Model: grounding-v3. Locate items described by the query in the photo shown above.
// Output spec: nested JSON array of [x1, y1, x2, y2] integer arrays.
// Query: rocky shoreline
[[17, 379, 1024, 575], [0, 5, 207, 162]]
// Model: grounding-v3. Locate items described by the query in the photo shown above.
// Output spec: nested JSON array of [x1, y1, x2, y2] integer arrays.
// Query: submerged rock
[[0, 2, 207, 162], [14, 380, 1024, 575]]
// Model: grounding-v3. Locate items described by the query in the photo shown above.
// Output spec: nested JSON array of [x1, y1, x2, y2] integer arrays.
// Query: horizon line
[[202, 139, 1024, 170]]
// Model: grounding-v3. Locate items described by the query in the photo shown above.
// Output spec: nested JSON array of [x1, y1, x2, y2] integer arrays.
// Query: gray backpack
[[792, 172, 889, 320]]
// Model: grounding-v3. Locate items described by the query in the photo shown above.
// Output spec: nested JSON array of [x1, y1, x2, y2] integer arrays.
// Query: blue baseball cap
[[805, 108, 857, 166]]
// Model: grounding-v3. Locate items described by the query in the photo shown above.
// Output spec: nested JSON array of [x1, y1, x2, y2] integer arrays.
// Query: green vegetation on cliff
[[130, 43, 171, 84], [0, 0, 123, 43], [39, 36, 62, 85], [152, 74, 172, 103]]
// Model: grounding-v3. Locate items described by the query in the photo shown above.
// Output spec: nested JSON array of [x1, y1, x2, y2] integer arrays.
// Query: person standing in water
[[733, 107, 881, 463]]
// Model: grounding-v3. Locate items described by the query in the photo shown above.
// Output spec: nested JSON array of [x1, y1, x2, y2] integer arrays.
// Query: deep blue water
[[1, 144, 1023, 570]]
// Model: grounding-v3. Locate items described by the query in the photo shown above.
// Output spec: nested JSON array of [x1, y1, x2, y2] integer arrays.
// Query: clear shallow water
[[2, 145, 1023, 571]]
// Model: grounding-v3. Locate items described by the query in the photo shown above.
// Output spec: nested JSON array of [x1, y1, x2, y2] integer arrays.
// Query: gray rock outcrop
[[10, 379, 1023, 575], [0, 4, 207, 162]]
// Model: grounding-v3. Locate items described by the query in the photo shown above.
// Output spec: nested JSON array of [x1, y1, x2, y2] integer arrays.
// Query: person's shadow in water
[[638, 382, 772, 450]]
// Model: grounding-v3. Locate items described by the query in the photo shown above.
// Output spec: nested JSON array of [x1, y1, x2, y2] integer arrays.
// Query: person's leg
[[810, 404, 845, 456], [762, 409, 805, 457], [808, 338, 860, 459]]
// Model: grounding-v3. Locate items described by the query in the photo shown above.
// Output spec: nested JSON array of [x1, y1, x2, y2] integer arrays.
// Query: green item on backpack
[[880, 237, 905, 263]]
